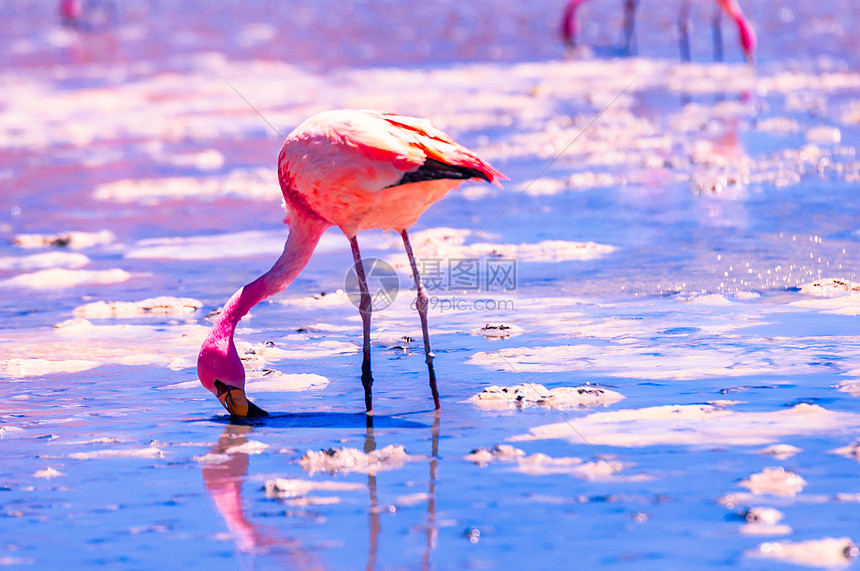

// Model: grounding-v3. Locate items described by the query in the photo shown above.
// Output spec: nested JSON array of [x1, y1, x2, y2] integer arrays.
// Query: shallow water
[[1, 1, 860, 569]]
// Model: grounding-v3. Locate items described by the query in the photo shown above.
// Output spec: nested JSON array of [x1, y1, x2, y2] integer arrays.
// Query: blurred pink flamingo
[[561, 0, 639, 54], [197, 109, 504, 417], [59, 0, 82, 28], [561, 0, 756, 62], [58, 0, 118, 31]]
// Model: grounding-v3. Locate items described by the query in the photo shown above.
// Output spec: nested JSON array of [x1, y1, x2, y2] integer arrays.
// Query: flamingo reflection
[[363, 413, 440, 571], [203, 416, 441, 569], [201, 424, 317, 568]]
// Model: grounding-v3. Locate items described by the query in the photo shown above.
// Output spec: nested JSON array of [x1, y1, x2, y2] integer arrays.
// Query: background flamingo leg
[[349, 236, 375, 412], [622, 0, 638, 54], [679, 0, 692, 62], [400, 230, 441, 410], [712, 4, 725, 61]]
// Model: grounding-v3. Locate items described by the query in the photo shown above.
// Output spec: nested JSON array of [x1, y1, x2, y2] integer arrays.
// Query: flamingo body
[[198, 109, 503, 416], [279, 110, 502, 237]]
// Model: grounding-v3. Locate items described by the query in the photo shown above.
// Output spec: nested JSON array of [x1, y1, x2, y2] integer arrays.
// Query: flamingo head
[[198, 330, 268, 417]]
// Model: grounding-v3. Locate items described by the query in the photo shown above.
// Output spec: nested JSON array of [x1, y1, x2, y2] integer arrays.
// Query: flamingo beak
[[217, 386, 269, 417]]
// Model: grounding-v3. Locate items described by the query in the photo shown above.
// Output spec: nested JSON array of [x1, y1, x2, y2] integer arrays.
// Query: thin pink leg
[[400, 230, 440, 410]]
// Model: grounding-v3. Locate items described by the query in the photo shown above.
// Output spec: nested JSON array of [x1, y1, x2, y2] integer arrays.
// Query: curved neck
[[561, 0, 587, 43], [721, 0, 756, 56], [219, 213, 330, 328]]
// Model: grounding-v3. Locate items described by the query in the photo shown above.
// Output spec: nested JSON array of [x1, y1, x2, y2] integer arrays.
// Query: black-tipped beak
[[217, 387, 269, 417]]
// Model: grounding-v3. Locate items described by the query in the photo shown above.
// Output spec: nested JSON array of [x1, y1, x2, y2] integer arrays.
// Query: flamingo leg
[[623, 0, 638, 54], [712, 4, 724, 62], [349, 236, 374, 412], [679, 0, 692, 62], [400, 230, 441, 410]]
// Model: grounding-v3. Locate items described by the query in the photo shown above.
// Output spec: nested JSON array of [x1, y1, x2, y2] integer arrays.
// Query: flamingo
[[561, 0, 639, 54], [58, 0, 118, 31], [560, 0, 756, 62], [59, 0, 82, 28], [197, 110, 504, 417]]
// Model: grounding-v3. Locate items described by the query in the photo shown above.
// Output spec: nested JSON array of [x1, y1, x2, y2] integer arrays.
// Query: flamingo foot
[[216, 385, 269, 417]]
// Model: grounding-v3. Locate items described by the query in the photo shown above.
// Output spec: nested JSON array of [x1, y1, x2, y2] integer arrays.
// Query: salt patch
[[799, 278, 860, 297], [0, 358, 100, 378], [465, 444, 526, 466], [223, 441, 269, 455], [32, 467, 63, 479], [264, 478, 363, 499], [675, 292, 732, 306], [464, 444, 627, 481], [245, 370, 329, 393], [513, 404, 860, 447], [67, 447, 165, 460], [157, 149, 225, 170], [742, 506, 784, 525], [12, 230, 115, 249], [836, 380, 860, 397], [748, 537, 859, 568], [192, 453, 231, 464], [73, 297, 203, 318], [300, 444, 421, 475], [92, 169, 278, 204], [740, 467, 806, 497], [468, 383, 624, 410], [0, 268, 130, 289], [125, 230, 286, 260], [520, 178, 567, 195], [737, 507, 792, 536], [395, 493, 431, 506], [0, 251, 90, 271], [832, 441, 860, 461], [806, 126, 842, 145], [238, 340, 357, 365], [470, 323, 524, 339], [280, 290, 352, 308], [758, 444, 802, 459], [754, 117, 800, 133], [53, 318, 95, 332], [0, 426, 24, 438], [393, 227, 614, 263], [470, 343, 823, 380]]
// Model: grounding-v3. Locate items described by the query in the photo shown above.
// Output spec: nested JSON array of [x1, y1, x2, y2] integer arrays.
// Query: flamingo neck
[[218, 213, 329, 329], [721, 0, 756, 58], [561, 0, 588, 44]]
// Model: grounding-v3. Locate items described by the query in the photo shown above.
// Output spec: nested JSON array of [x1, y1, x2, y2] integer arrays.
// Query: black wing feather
[[389, 158, 490, 188]]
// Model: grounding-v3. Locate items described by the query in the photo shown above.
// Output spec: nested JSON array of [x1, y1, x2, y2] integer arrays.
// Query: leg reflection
[[366, 415, 380, 571], [422, 412, 440, 571]]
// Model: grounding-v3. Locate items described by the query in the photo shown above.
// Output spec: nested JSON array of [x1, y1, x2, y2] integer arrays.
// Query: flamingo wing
[[372, 111, 506, 187]]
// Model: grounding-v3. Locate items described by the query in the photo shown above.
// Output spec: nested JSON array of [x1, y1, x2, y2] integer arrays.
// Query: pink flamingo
[[197, 110, 504, 417], [58, 0, 118, 31], [561, 0, 639, 54], [560, 0, 756, 62], [59, 0, 82, 28]]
